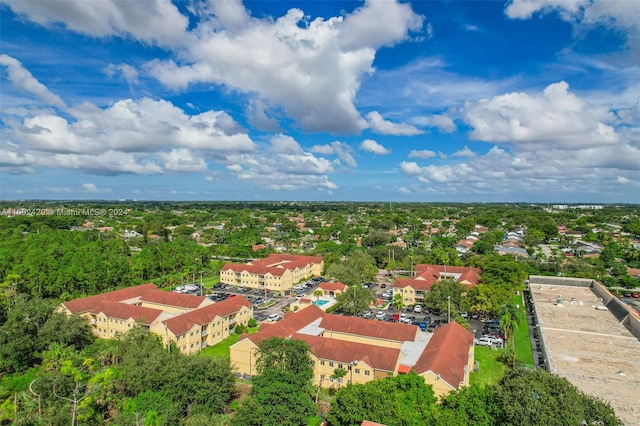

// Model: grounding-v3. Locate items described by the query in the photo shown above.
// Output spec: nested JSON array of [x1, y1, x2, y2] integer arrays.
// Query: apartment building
[[219, 254, 323, 293], [230, 305, 473, 396], [393, 264, 481, 306], [59, 283, 253, 355]]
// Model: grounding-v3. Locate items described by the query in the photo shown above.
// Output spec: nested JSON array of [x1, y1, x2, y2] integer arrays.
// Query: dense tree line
[[327, 369, 620, 426], [0, 227, 214, 300], [1, 323, 236, 425]]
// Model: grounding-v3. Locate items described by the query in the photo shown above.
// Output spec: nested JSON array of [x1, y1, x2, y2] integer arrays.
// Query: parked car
[[375, 311, 386, 320], [267, 314, 282, 322], [475, 336, 503, 346], [474, 337, 495, 347], [459, 311, 468, 318], [380, 283, 387, 288], [363, 311, 374, 319], [426, 323, 436, 332], [632, 292, 640, 299], [483, 335, 504, 345], [413, 305, 423, 313]]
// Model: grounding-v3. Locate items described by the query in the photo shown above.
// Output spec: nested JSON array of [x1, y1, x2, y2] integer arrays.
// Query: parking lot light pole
[[447, 296, 451, 323]]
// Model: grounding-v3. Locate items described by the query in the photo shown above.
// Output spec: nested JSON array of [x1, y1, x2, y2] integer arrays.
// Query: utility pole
[[448, 296, 451, 323]]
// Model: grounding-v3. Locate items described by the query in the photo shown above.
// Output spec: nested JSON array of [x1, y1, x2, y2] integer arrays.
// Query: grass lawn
[[201, 275, 220, 287], [512, 293, 534, 366], [470, 346, 507, 386], [199, 327, 258, 359]]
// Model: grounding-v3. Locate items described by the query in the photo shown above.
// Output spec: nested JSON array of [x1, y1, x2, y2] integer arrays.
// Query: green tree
[[38, 313, 95, 351], [437, 384, 500, 426], [495, 369, 621, 426], [326, 372, 437, 426], [392, 293, 404, 311], [325, 251, 377, 286], [330, 368, 348, 389], [233, 337, 315, 426], [335, 285, 377, 316]]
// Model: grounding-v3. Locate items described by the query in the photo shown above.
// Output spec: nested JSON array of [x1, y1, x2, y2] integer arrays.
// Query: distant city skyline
[[1, 0, 638, 202]]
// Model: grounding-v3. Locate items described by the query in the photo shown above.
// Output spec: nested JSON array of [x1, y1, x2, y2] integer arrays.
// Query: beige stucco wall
[[322, 330, 407, 349], [220, 259, 323, 292], [230, 337, 259, 376], [313, 356, 378, 387], [421, 371, 457, 397], [394, 287, 416, 305], [93, 312, 137, 339], [150, 305, 253, 355]]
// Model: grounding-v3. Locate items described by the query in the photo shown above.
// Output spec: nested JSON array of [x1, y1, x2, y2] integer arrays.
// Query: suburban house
[[393, 264, 481, 306], [219, 254, 323, 294], [59, 283, 253, 355], [229, 305, 474, 396]]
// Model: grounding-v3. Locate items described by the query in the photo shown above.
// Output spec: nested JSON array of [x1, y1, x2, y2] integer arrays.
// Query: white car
[[474, 336, 503, 347], [413, 305, 422, 313], [266, 314, 282, 322], [375, 311, 386, 320]]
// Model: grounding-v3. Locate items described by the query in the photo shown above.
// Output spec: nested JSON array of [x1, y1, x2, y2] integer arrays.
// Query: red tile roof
[[294, 333, 400, 372], [246, 305, 326, 346], [140, 289, 208, 309], [319, 282, 347, 292], [361, 421, 386, 426], [412, 321, 473, 388], [320, 315, 419, 343], [221, 263, 290, 277], [162, 296, 253, 336], [62, 283, 158, 314], [221, 254, 322, 277], [393, 277, 437, 292], [90, 300, 163, 325], [251, 253, 323, 268]]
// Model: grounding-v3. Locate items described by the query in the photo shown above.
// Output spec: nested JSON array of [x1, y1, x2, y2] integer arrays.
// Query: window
[[329, 362, 334, 367], [320, 360, 325, 366], [338, 364, 344, 369], [364, 371, 370, 376], [355, 368, 360, 374]]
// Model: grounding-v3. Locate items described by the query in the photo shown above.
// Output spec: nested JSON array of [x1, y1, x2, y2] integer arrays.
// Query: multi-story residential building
[[59, 283, 253, 355], [230, 305, 474, 396], [219, 254, 323, 294], [393, 264, 481, 306]]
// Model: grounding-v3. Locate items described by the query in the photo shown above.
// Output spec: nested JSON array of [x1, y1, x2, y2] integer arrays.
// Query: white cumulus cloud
[[408, 150, 437, 159], [463, 81, 619, 149], [4, 0, 189, 48], [360, 139, 390, 155], [0, 54, 66, 108], [366, 111, 424, 136]]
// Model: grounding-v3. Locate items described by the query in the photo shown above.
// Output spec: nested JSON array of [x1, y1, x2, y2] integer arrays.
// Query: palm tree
[[392, 293, 404, 311], [499, 302, 521, 344], [314, 289, 323, 301]]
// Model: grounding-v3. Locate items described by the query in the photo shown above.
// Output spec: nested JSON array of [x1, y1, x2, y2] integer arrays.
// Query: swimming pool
[[314, 300, 329, 307]]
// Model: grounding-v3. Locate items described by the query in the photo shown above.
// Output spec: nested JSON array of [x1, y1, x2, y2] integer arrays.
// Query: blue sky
[[1, 0, 638, 202]]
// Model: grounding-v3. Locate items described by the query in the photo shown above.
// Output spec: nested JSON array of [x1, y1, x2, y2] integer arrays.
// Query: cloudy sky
[[1, 0, 638, 202]]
